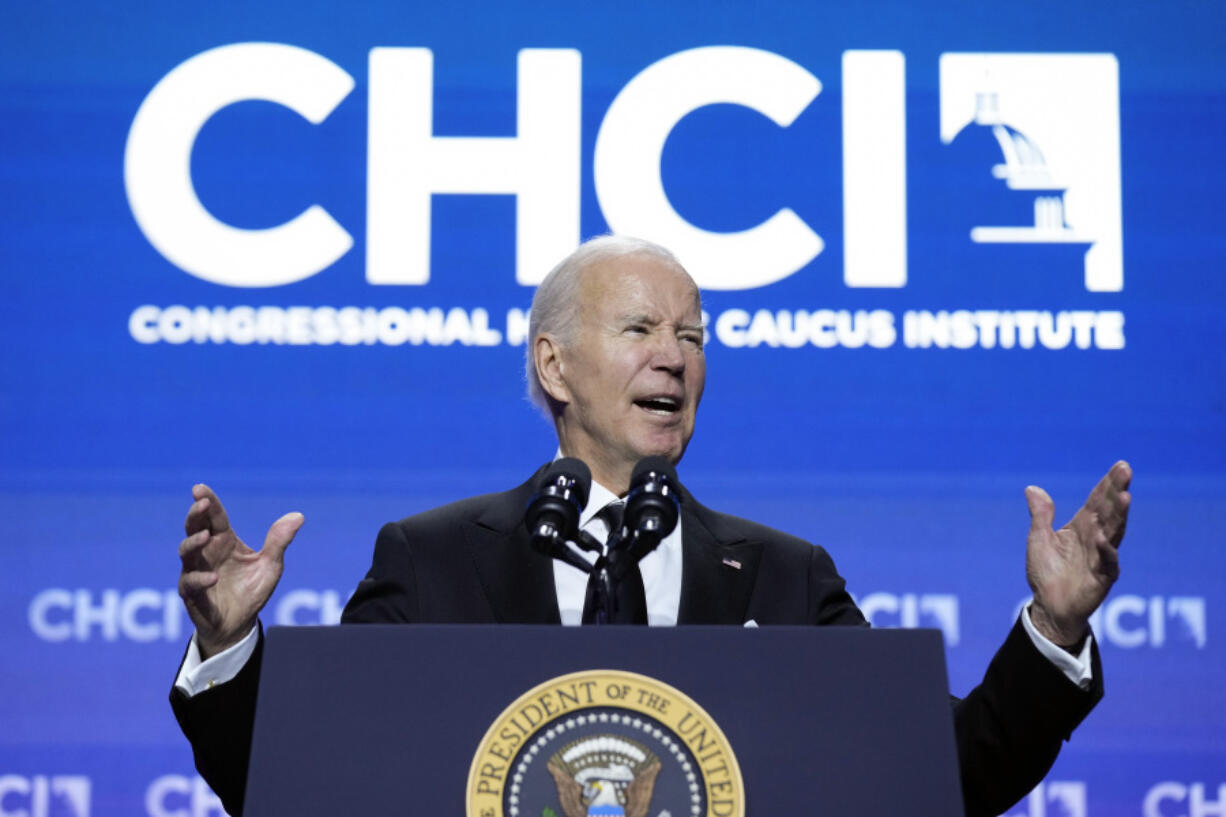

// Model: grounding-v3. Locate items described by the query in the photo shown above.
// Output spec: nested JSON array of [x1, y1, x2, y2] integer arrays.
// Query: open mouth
[[634, 396, 682, 415]]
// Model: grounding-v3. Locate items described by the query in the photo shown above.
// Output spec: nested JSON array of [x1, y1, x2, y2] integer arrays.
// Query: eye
[[680, 332, 704, 349], [625, 324, 649, 335]]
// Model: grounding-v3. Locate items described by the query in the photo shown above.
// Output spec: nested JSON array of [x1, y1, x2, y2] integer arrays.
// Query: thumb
[[263, 511, 305, 562], [1025, 485, 1055, 534]]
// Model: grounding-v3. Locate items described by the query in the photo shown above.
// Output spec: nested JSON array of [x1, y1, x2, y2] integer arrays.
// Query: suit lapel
[[461, 467, 562, 625], [676, 500, 763, 625]]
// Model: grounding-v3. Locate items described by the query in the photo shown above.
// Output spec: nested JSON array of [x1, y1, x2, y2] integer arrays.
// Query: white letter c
[[124, 43, 354, 287], [594, 46, 823, 290]]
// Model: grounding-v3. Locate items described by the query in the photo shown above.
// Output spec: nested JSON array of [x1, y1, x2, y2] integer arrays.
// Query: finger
[[1110, 490, 1131, 548], [1095, 539, 1120, 580], [262, 512, 305, 563], [185, 484, 233, 537], [1091, 479, 1131, 548], [1076, 464, 1129, 532], [178, 529, 210, 563], [178, 570, 219, 597], [1084, 468, 1116, 511], [1094, 461, 1132, 508], [1025, 485, 1055, 534], [184, 496, 210, 535]]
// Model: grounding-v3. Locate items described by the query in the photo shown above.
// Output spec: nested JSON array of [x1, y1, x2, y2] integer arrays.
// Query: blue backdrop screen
[[2, 2, 1223, 815]]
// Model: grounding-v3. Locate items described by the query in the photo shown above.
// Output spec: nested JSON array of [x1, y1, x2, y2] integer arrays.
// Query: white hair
[[524, 234, 689, 417]]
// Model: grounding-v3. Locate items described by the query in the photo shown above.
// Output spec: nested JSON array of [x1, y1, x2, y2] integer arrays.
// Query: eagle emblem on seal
[[546, 734, 662, 817]]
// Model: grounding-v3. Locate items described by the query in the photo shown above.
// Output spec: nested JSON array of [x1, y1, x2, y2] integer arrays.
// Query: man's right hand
[[178, 484, 304, 659]]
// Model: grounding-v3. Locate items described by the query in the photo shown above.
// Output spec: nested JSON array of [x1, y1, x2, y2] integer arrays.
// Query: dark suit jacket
[[171, 468, 1102, 817]]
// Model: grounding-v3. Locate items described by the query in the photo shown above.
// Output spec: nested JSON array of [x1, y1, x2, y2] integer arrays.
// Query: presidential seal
[[467, 670, 743, 817]]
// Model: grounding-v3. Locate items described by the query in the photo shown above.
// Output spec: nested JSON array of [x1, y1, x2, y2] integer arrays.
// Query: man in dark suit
[[174, 235, 1131, 817]]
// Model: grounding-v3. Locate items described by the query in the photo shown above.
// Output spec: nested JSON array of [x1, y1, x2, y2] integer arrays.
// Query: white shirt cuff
[[173, 624, 260, 697], [1021, 601, 1094, 690]]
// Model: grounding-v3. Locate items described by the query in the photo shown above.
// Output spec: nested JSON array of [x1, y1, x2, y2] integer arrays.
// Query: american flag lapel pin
[[722, 557, 742, 570]]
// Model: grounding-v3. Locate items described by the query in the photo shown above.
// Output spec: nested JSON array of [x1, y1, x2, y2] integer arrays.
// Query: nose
[[651, 330, 686, 375]]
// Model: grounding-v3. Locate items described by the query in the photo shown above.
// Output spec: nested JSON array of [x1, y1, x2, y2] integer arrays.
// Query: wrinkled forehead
[[577, 253, 702, 317]]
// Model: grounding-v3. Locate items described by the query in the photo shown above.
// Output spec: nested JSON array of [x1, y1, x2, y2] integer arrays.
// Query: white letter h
[[366, 48, 581, 286]]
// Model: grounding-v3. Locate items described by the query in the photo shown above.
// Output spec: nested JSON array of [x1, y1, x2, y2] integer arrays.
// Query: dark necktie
[[581, 502, 648, 625]]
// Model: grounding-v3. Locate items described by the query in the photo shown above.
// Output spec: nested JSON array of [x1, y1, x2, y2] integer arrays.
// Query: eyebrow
[[618, 312, 655, 324], [619, 313, 703, 332]]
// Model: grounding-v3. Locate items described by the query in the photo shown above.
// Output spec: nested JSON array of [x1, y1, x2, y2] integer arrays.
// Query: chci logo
[[467, 669, 743, 817]]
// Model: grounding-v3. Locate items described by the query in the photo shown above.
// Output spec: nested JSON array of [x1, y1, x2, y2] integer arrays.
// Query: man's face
[[551, 253, 706, 486]]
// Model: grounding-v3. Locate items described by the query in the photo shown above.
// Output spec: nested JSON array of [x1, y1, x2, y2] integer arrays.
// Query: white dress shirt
[[552, 478, 684, 627]]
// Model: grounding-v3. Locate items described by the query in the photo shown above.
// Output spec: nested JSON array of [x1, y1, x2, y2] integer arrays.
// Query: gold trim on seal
[[467, 669, 744, 817]]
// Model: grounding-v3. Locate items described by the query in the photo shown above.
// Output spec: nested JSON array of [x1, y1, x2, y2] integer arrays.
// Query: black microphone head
[[548, 457, 592, 508], [525, 458, 591, 555], [624, 456, 681, 548], [630, 455, 677, 488]]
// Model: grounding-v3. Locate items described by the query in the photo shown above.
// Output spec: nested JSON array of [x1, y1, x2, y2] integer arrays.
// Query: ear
[[533, 334, 571, 405]]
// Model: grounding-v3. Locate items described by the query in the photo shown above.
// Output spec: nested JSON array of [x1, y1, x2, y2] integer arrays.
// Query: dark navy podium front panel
[[246, 625, 962, 817]]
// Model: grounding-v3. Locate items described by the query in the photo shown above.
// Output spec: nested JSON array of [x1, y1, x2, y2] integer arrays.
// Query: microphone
[[525, 458, 592, 572], [617, 456, 682, 564]]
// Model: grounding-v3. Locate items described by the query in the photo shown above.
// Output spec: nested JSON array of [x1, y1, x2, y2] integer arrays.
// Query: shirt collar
[[553, 448, 621, 527]]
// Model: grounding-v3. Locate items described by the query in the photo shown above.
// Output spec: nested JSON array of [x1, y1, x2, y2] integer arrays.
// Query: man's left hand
[[1025, 460, 1132, 647]]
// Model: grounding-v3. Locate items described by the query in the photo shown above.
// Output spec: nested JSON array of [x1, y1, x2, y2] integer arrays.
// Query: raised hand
[[1025, 461, 1132, 647], [178, 484, 304, 658]]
